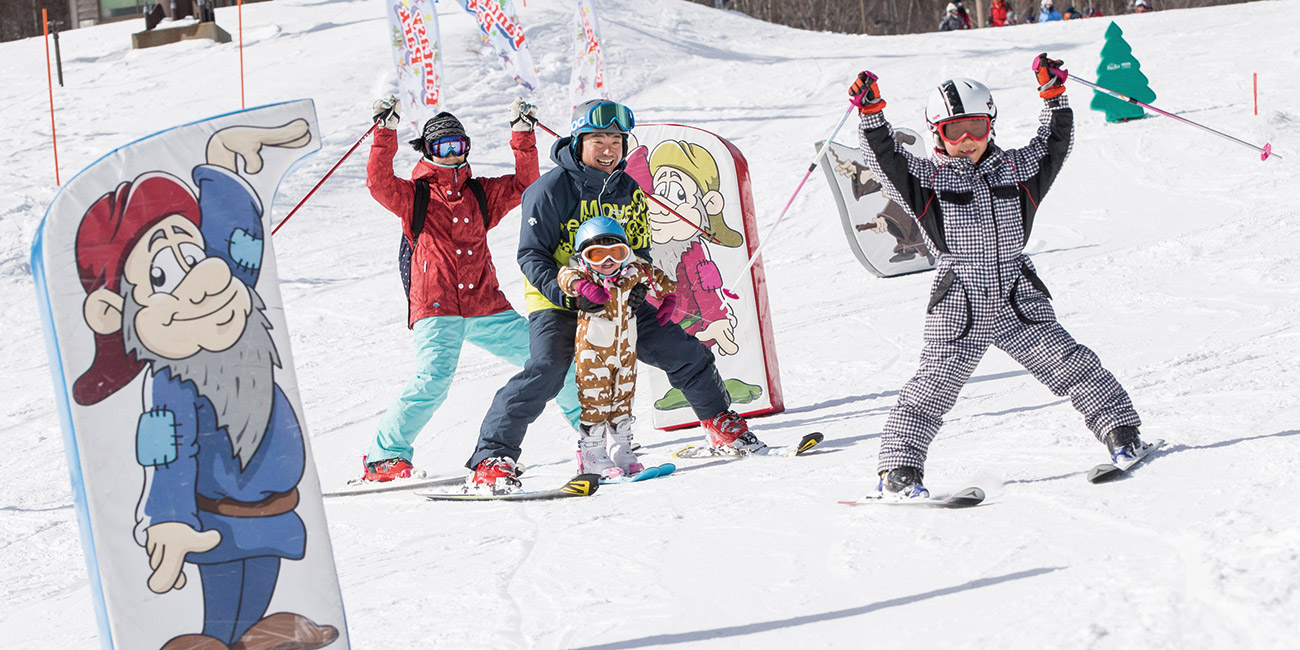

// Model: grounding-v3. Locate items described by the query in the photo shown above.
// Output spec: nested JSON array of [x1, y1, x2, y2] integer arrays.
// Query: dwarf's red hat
[[73, 172, 200, 405]]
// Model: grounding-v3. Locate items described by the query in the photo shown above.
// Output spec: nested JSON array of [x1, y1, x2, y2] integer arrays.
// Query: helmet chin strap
[[583, 258, 627, 281]]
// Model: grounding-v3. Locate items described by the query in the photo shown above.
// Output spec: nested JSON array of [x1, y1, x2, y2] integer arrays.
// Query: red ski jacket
[[367, 128, 539, 327]]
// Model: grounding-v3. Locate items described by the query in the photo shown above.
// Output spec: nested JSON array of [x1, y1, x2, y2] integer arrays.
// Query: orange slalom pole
[[42, 9, 61, 186], [239, 0, 246, 109], [1253, 73, 1258, 116]]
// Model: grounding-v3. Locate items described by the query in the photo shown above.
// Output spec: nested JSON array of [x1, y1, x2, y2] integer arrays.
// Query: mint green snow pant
[[369, 310, 582, 464]]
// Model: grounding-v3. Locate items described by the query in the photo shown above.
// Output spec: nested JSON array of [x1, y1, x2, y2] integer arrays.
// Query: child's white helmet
[[925, 78, 998, 129]]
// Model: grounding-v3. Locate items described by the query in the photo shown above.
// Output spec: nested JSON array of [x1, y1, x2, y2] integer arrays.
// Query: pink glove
[[573, 279, 609, 305], [655, 294, 679, 326], [692, 261, 723, 291]]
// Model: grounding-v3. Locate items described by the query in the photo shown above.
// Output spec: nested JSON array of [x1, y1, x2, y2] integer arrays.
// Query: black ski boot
[[1104, 426, 1143, 462], [877, 466, 930, 499]]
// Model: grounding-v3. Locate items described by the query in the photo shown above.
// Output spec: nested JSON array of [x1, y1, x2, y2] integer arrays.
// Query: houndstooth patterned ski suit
[[857, 94, 1141, 474], [558, 261, 677, 428]]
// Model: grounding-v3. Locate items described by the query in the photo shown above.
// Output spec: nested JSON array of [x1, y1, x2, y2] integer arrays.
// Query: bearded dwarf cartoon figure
[[642, 140, 744, 356], [72, 121, 339, 650], [624, 139, 763, 410]]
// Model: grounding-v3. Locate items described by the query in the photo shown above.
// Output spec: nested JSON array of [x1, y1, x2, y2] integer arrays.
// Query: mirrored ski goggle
[[580, 243, 632, 265], [425, 135, 470, 158], [573, 102, 636, 132], [936, 116, 992, 144]]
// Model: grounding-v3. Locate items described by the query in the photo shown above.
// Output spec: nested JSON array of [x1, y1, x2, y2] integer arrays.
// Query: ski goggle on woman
[[575, 102, 636, 132], [936, 116, 992, 144], [580, 242, 632, 265], [425, 135, 470, 158]]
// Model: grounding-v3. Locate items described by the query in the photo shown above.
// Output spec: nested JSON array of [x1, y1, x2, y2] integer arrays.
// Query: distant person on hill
[[955, 0, 975, 27], [989, 0, 1012, 26], [1134, 0, 1153, 13], [1063, 5, 1083, 19], [1038, 0, 1064, 21], [1084, 6, 1103, 17], [939, 3, 967, 31], [360, 96, 582, 483], [845, 57, 1147, 500]]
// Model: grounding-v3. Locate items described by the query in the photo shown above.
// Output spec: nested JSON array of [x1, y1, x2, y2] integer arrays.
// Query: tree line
[[688, 0, 1258, 34]]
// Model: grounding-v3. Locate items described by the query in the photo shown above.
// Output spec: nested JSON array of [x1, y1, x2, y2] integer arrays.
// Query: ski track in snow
[[3, 0, 1300, 647]]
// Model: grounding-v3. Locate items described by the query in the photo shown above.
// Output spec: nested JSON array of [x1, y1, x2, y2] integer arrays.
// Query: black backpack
[[399, 176, 490, 299]]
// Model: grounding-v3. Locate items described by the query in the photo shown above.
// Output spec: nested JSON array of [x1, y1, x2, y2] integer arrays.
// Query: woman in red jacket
[[989, 0, 1011, 26], [360, 96, 581, 482]]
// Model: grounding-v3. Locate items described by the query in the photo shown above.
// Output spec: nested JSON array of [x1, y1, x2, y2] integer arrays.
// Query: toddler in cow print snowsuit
[[558, 217, 678, 478], [849, 55, 1146, 498]]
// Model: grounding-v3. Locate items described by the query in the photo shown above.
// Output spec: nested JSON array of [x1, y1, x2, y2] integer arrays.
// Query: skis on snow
[[1086, 438, 1164, 483], [415, 473, 601, 502], [672, 432, 824, 460], [322, 474, 467, 498], [838, 486, 986, 508], [601, 463, 676, 484]]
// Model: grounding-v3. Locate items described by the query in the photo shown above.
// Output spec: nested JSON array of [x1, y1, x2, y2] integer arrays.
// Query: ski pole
[[722, 105, 856, 298], [1069, 73, 1280, 161], [272, 121, 378, 236], [527, 117, 722, 245]]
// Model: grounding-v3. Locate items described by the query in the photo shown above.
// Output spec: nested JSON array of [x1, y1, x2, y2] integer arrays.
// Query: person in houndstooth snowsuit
[[848, 57, 1144, 495]]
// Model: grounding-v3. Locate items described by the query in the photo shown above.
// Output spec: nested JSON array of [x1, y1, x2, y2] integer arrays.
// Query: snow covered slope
[[2, 0, 1297, 647]]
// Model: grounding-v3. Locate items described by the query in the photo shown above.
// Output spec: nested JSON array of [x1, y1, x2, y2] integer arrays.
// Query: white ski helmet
[[925, 78, 997, 131]]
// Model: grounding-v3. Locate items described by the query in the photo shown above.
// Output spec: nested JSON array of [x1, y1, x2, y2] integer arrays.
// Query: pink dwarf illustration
[[626, 137, 763, 410]]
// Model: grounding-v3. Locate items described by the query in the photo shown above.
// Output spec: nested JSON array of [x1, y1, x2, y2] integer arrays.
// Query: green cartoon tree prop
[[1091, 22, 1157, 122]]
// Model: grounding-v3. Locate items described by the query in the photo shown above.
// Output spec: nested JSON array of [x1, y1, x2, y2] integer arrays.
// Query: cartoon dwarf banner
[[816, 129, 937, 278], [457, 0, 541, 91], [386, 0, 444, 139], [625, 125, 784, 429], [570, 0, 608, 109], [31, 100, 348, 650]]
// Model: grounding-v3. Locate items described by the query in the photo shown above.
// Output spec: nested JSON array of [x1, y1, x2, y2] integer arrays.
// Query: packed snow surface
[[2, 0, 1298, 647]]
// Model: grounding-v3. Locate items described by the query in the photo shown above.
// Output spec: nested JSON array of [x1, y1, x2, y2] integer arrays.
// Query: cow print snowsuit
[[558, 261, 677, 428], [857, 94, 1141, 474]]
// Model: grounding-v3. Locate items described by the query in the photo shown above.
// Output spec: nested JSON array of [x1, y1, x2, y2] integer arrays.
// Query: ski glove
[[627, 283, 649, 311], [372, 94, 401, 130], [849, 71, 887, 114], [655, 293, 679, 327], [1032, 53, 1067, 99], [509, 96, 538, 132], [573, 279, 610, 308]]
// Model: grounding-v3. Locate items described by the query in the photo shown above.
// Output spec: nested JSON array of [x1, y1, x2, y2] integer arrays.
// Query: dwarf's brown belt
[[195, 488, 299, 517]]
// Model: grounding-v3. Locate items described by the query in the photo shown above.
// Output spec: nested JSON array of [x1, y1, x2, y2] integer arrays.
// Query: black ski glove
[[627, 283, 649, 311]]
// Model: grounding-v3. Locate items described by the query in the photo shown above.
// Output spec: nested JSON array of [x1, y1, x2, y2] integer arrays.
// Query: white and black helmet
[[925, 78, 998, 130]]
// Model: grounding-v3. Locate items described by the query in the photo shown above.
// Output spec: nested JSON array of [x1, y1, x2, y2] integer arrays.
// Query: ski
[[322, 474, 466, 498], [601, 463, 677, 484], [415, 473, 600, 502], [672, 432, 824, 460], [838, 486, 986, 508], [1086, 438, 1165, 483]]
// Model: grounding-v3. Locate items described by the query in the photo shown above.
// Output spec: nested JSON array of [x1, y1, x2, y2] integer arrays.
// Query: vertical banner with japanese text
[[458, 0, 541, 91], [386, 0, 443, 139], [571, 0, 608, 109]]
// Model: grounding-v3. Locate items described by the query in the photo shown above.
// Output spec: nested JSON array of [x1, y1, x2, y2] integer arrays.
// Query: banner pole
[[239, 0, 246, 109], [42, 9, 60, 186]]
